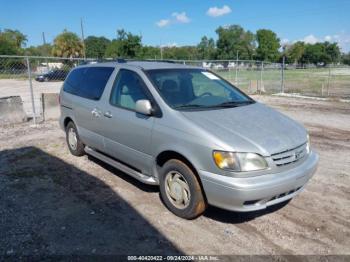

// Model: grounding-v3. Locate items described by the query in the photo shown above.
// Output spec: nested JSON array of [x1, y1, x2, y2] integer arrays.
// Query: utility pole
[[80, 18, 86, 59], [42, 32, 47, 46], [42, 32, 49, 70]]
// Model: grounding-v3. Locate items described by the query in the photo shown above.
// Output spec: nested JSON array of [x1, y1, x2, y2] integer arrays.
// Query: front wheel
[[159, 159, 207, 219], [65, 122, 85, 156]]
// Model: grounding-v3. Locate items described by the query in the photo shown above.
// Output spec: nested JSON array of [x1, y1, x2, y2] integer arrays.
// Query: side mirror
[[135, 100, 153, 116]]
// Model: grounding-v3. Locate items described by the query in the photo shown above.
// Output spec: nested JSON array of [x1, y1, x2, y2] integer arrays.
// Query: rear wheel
[[65, 122, 85, 156], [159, 159, 207, 219]]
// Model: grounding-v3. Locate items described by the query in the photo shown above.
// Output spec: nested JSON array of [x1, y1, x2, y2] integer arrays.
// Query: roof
[[79, 60, 202, 70]]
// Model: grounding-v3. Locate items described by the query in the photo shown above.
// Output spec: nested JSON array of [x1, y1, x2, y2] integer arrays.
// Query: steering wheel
[[198, 92, 213, 98]]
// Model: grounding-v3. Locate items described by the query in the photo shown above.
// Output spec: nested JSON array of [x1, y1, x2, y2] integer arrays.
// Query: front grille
[[269, 187, 302, 201], [243, 186, 303, 206], [271, 143, 307, 167]]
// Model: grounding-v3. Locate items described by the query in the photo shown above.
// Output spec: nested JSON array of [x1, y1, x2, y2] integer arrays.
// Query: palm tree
[[52, 30, 84, 58]]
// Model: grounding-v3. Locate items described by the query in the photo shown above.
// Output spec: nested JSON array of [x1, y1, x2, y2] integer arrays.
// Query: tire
[[65, 122, 85, 156], [44, 77, 49, 82], [159, 159, 207, 219]]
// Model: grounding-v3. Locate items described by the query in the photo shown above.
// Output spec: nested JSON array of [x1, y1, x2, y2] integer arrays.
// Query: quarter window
[[110, 69, 148, 110], [63, 67, 84, 95], [63, 67, 114, 100]]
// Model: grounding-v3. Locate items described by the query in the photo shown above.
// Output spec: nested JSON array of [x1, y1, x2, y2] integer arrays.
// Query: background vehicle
[[227, 62, 236, 69], [59, 61, 318, 219], [202, 62, 212, 69], [35, 69, 68, 82], [212, 63, 224, 70]]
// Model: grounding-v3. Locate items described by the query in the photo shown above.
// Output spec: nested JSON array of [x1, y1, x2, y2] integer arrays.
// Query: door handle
[[91, 108, 102, 118], [104, 111, 113, 118]]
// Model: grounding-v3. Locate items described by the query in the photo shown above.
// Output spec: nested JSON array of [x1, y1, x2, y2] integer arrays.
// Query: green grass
[[0, 73, 28, 79], [215, 68, 350, 97]]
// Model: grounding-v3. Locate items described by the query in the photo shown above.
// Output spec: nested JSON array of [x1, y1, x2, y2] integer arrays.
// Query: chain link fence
[[0, 55, 350, 125], [0, 55, 95, 124], [182, 60, 350, 98]]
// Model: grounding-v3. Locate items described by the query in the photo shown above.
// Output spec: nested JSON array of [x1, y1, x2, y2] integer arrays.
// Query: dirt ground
[[0, 95, 349, 256]]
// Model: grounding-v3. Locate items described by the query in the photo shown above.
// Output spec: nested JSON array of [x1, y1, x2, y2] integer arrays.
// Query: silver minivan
[[59, 61, 319, 219]]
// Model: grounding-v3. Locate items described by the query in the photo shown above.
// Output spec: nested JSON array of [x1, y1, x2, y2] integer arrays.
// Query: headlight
[[213, 151, 268, 172]]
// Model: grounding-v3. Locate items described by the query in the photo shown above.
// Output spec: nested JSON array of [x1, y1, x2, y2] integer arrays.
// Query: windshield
[[146, 69, 254, 110]]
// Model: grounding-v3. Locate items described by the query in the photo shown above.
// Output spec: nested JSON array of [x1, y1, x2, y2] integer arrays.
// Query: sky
[[1, 0, 350, 52]]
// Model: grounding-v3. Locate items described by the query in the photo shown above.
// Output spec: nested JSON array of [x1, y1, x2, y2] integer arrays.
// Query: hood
[[181, 102, 307, 156]]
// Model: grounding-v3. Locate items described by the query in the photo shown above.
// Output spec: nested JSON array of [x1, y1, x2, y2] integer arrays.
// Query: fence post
[[260, 61, 264, 93], [26, 56, 37, 125], [321, 82, 324, 96], [281, 56, 285, 93], [256, 63, 259, 92], [327, 66, 331, 96], [235, 52, 239, 85]]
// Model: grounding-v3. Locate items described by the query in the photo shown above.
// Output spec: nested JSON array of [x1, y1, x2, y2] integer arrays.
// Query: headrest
[[161, 79, 178, 93]]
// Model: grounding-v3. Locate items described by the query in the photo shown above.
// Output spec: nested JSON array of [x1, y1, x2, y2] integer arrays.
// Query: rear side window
[[63, 67, 114, 100]]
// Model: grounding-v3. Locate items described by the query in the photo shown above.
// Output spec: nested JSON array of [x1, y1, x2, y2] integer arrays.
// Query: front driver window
[[110, 69, 148, 110]]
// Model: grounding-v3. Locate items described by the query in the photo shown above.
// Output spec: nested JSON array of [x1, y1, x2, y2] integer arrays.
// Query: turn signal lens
[[213, 151, 239, 170], [213, 151, 268, 172]]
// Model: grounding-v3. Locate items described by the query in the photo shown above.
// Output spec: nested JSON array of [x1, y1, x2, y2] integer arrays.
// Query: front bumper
[[199, 151, 319, 212]]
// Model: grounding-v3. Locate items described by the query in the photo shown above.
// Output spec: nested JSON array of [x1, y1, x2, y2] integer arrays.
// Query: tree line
[[1, 26, 349, 65]]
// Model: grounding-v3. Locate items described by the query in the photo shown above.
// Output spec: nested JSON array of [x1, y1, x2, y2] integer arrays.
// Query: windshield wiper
[[214, 100, 255, 108], [174, 104, 204, 109], [175, 100, 254, 110]]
